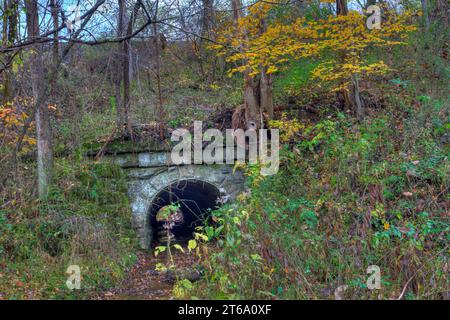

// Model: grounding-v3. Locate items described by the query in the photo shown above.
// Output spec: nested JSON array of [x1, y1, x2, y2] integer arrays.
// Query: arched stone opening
[[148, 179, 221, 243]]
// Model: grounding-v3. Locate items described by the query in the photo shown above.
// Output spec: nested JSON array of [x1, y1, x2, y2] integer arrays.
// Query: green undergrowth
[[0, 159, 137, 299], [191, 95, 449, 300]]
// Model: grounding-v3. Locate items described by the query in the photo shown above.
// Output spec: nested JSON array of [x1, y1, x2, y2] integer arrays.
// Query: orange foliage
[[210, 3, 417, 93], [0, 97, 36, 153]]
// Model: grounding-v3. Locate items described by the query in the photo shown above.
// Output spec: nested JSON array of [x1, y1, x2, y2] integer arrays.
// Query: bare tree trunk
[[25, 0, 53, 198], [197, 0, 214, 83], [351, 73, 363, 120], [260, 68, 274, 119], [243, 74, 260, 128], [2, 0, 10, 102], [2, 0, 18, 103], [201, 0, 214, 37], [153, 0, 164, 127], [122, 1, 141, 137], [335, 0, 349, 109], [421, 0, 430, 30], [50, 0, 59, 97], [336, 0, 348, 15], [1, 0, 7, 44], [114, 70, 123, 129], [115, 0, 125, 131]]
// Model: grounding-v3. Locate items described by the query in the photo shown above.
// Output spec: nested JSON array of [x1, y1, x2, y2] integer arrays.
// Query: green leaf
[[205, 226, 214, 239], [188, 239, 197, 252], [154, 246, 166, 256], [194, 232, 209, 242], [250, 254, 262, 262], [173, 244, 185, 253]]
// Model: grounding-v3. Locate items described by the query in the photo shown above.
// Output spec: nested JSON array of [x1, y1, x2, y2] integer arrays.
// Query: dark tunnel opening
[[149, 179, 221, 244]]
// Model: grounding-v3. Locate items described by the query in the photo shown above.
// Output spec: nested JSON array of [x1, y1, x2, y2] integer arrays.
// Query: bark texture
[[25, 0, 53, 198]]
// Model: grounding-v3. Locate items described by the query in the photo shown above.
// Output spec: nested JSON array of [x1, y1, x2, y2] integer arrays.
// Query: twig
[[95, 127, 117, 161], [397, 273, 417, 300], [397, 245, 449, 300]]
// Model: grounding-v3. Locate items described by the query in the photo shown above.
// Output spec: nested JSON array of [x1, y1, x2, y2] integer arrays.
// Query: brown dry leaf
[[398, 227, 410, 234]]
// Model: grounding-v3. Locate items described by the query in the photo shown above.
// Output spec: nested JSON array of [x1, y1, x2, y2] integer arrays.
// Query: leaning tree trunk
[[260, 68, 274, 119], [242, 73, 261, 128], [25, 0, 53, 198]]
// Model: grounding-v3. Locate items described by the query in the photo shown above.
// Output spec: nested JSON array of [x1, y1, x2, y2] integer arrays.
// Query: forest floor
[[92, 250, 197, 300]]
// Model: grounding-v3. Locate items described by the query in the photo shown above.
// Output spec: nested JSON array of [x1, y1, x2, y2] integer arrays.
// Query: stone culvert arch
[[149, 179, 221, 243], [111, 151, 245, 248]]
